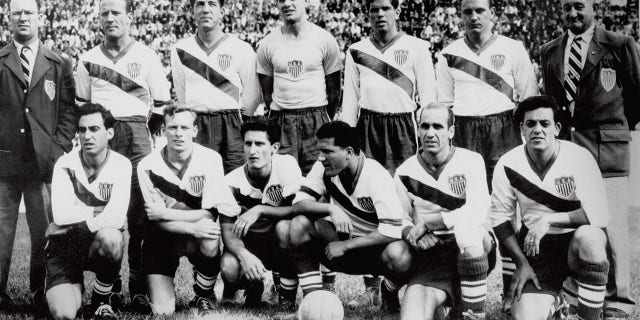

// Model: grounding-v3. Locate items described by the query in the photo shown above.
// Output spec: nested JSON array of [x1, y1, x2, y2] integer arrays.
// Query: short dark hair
[[189, 0, 224, 8], [99, 0, 133, 12], [163, 103, 197, 125], [240, 116, 281, 145], [78, 103, 115, 129], [316, 121, 358, 150], [365, 0, 400, 10], [417, 102, 455, 128], [514, 95, 560, 124]]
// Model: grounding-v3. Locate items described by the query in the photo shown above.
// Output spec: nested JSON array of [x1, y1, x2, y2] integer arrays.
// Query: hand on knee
[[383, 241, 411, 273], [220, 253, 241, 284]]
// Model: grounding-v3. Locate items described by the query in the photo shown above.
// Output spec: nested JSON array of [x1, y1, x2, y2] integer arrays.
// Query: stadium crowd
[[0, 0, 637, 69]]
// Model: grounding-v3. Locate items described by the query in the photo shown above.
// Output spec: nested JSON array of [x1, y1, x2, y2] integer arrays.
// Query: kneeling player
[[395, 103, 496, 320], [490, 96, 610, 320], [283, 122, 411, 312], [137, 106, 240, 315], [46, 104, 131, 320], [220, 117, 300, 310]]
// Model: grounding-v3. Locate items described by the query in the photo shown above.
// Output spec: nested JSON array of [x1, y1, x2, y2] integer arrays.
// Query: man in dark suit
[[540, 0, 640, 318], [0, 0, 76, 314]]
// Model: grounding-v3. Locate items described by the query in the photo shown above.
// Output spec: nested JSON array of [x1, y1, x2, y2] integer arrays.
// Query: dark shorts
[[269, 106, 330, 175], [233, 230, 296, 278], [356, 109, 417, 175], [453, 109, 521, 189], [45, 231, 104, 290], [407, 233, 497, 303], [518, 228, 574, 296], [194, 110, 244, 174], [142, 226, 217, 277]]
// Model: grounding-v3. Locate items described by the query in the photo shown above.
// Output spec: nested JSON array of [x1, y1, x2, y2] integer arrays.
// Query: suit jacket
[[0, 41, 76, 182], [541, 26, 640, 177]]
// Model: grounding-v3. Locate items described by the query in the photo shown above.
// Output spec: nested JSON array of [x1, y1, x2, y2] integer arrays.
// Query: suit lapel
[[581, 27, 608, 79], [551, 34, 568, 86], [0, 42, 28, 88], [30, 43, 52, 89]]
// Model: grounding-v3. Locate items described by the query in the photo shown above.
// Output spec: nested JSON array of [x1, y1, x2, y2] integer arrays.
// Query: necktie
[[20, 46, 31, 87], [564, 36, 583, 102]]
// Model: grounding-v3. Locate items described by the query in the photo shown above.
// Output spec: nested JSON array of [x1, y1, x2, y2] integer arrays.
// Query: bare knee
[[49, 305, 78, 320], [382, 240, 411, 274], [275, 220, 290, 248], [289, 215, 313, 246], [199, 239, 220, 258], [220, 252, 241, 283], [94, 229, 124, 261], [572, 225, 607, 260]]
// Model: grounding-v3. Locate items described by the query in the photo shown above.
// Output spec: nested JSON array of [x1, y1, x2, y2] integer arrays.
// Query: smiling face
[[461, 0, 494, 37], [78, 113, 114, 157], [418, 107, 454, 157], [561, 0, 595, 35], [277, 0, 308, 24], [164, 111, 198, 154], [368, 0, 399, 35], [192, 0, 223, 32], [9, 0, 40, 43], [99, 0, 130, 41], [521, 107, 561, 153]]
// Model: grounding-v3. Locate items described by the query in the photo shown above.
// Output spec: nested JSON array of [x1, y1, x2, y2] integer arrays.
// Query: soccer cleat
[[276, 298, 297, 313], [603, 308, 630, 320], [244, 281, 265, 308], [93, 303, 118, 320], [346, 289, 379, 308], [461, 310, 485, 320], [380, 283, 400, 313], [128, 294, 152, 315], [189, 296, 216, 316]]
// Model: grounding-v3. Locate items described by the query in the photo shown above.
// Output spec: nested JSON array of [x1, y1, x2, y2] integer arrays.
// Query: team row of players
[[45, 96, 610, 320]]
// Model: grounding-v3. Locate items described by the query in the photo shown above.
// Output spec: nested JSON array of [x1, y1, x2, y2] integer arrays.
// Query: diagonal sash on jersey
[[146, 170, 202, 209], [443, 54, 514, 101], [64, 168, 108, 207], [176, 49, 240, 101], [83, 62, 150, 105], [230, 187, 263, 210], [324, 177, 379, 225], [399, 175, 466, 211], [351, 49, 415, 100], [504, 166, 582, 212]]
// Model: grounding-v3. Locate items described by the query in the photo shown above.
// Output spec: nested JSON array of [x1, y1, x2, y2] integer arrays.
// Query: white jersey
[[256, 23, 342, 110], [171, 34, 262, 115], [51, 150, 132, 232], [76, 41, 171, 118], [490, 141, 609, 240], [293, 153, 403, 238], [395, 148, 490, 235], [340, 34, 437, 126], [137, 143, 240, 218], [436, 34, 539, 116]]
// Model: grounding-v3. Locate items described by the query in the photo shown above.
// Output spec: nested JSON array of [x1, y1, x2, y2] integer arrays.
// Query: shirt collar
[[15, 40, 39, 58], [568, 23, 595, 45]]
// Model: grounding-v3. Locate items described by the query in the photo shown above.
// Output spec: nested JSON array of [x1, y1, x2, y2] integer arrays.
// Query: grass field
[[1, 208, 639, 320]]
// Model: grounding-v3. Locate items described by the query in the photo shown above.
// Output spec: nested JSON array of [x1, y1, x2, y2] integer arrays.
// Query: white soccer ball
[[297, 290, 344, 320]]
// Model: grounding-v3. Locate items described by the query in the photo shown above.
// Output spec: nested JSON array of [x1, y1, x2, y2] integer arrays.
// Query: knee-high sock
[[458, 253, 489, 315], [292, 243, 322, 296], [192, 254, 220, 298], [574, 258, 608, 320], [500, 252, 515, 298], [320, 265, 336, 287], [363, 274, 380, 291], [279, 277, 299, 302], [92, 255, 122, 304]]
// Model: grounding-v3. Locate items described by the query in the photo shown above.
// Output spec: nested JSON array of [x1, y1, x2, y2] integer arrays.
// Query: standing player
[[75, 0, 172, 312], [220, 117, 300, 311], [435, 0, 538, 309], [540, 0, 640, 317], [171, 0, 262, 174], [395, 103, 495, 320], [257, 0, 342, 175], [137, 105, 240, 315], [46, 104, 131, 320], [282, 122, 410, 313], [341, 0, 437, 174], [490, 96, 610, 320]]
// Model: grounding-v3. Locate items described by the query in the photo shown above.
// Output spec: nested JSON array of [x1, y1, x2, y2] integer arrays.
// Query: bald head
[[418, 102, 454, 129], [561, 0, 597, 34]]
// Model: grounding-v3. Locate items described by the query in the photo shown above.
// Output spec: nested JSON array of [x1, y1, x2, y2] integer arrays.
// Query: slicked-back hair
[[241, 116, 281, 145], [365, 0, 400, 9], [316, 121, 358, 150], [10, 0, 42, 10], [163, 104, 197, 125], [189, 0, 224, 8], [417, 102, 455, 128], [514, 95, 560, 124], [78, 103, 115, 129], [99, 0, 134, 12]]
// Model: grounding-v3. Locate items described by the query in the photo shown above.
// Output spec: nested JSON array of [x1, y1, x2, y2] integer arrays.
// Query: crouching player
[[221, 117, 300, 310], [490, 96, 610, 320], [395, 103, 496, 320], [46, 104, 131, 320], [282, 122, 411, 312], [137, 105, 240, 315]]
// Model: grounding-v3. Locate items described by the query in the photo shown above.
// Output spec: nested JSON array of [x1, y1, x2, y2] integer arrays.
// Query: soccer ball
[[297, 290, 344, 320]]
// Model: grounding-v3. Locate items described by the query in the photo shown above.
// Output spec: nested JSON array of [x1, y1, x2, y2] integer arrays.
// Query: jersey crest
[[127, 62, 142, 79], [490, 54, 505, 70], [600, 68, 616, 92], [218, 54, 232, 71], [394, 49, 409, 65], [99, 182, 113, 201], [266, 184, 284, 203], [44, 79, 56, 101], [287, 60, 303, 78], [357, 197, 375, 212], [189, 175, 206, 194], [554, 176, 576, 198], [448, 174, 467, 197]]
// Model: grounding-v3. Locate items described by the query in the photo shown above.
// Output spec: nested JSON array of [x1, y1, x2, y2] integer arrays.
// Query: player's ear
[[107, 128, 115, 140], [272, 141, 281, 153], [448, 125, 455, 140], [555, 121, 562, 137], [519, 122, 525, 136], [193, 124, 199, 138]]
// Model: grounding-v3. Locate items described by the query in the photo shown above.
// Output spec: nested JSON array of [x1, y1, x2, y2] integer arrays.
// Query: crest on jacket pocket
[[45, 79, 56, 101], [600, 68, 616, 92]]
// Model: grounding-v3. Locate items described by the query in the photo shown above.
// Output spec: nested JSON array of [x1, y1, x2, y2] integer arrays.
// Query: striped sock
[[501, 256, 515, 297], [363, 274, 380, 290], [299, 271, 322, 296], [575, 259, 608, 320], [194, 271, 216, 298], [92, 278, 113, 304], [272, 272, 281, 289], [321, 265, 336, 289], [279, 277, 299, 302], [458, 254, 489, 316], [382, 277, 398, 292]]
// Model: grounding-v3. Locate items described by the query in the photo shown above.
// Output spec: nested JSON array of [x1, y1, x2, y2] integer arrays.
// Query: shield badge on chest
[[287, 60, 303, 78], [99, 183, 113, 201], [357, 197, 375, 212], [490, 54, 505, 70], [127, 62, 142, 79], [266, 184, 284, 203], [189, 175, 206, 195], [394, 49, 409, 65], [448, 174, 466, 197], [554, 176, 576, 198], [600, 68, 616, 92], [218, 54, 232, 71], [44, 79, 56, 101]]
